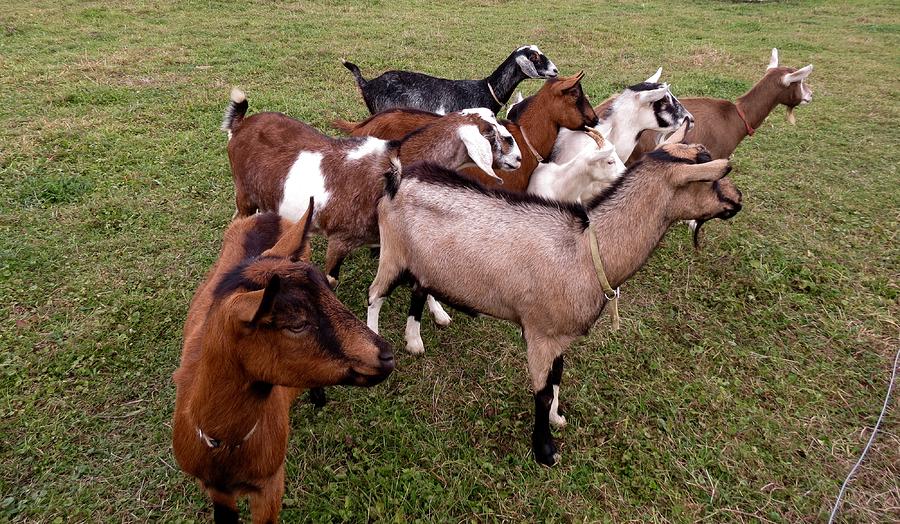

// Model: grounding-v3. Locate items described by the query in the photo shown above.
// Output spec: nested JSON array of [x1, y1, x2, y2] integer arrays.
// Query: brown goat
[[629, 48, 813, 162], [223, 90, 519, 287], [367, 144, 742, 466], [334, 72, 599, 192], [172, 202, 394, 523]]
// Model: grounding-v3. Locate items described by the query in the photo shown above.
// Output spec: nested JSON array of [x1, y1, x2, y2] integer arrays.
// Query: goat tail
[[331, 118, 359, 135], [383, 150, 402, 198], [341, 59, 368, 88], [221, 87, 249, 136]]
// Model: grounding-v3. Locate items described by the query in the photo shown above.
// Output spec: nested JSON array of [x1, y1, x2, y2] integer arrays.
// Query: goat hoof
[[309, 387, 327, 408], [549, 413, 567, 428], [405, 338, 425, 355], [533, 439, 559, 467], [326, 275, 339, 289], [433, 312, 452, 327]]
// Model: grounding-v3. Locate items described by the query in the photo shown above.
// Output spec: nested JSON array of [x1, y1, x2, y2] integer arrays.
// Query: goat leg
[[532, 381, 559, 466], [308, 387, 327, 408], [548, 355, 566, 428], [405, 286, 426, 354]]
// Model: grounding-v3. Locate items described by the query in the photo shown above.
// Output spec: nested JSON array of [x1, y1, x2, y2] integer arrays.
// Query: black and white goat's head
[[514, 45, 559, 79], [620, 68, 694, 136]]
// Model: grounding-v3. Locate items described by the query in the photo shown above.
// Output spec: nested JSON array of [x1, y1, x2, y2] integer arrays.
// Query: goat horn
[[585, 127, 605, 147]]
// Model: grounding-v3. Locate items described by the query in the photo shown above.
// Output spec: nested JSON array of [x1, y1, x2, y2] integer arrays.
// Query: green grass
[[1, 0, 898, 521]]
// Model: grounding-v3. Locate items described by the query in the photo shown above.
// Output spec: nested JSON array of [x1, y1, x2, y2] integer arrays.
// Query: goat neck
[[585, 174, 670, 288], [515, 100, 559, 161], [734, 72, 784, 133], [595, 100, 640, 162], [483, 54, 528, 110]]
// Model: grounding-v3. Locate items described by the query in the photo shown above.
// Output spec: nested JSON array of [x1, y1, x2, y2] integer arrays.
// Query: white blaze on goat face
[[347, 137, 388, 160], [278, 151, 330, 222]]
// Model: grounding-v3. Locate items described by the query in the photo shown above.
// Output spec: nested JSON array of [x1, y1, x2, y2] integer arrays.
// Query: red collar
[[735, 104, 755, 136]]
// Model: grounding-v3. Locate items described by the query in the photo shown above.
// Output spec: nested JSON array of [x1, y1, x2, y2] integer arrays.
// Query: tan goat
[[366, 144, 742, 466]]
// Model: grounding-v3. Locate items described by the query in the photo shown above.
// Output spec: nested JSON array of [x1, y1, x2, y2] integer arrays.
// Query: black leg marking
[[532, 381, 558, 466], [408, 284, 426, 322], [550, 355, 564, 418], [213, 502, 240, 524], [309, 387, 327, 408]]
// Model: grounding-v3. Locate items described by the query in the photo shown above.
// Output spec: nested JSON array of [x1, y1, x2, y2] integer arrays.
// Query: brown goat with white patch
[[629, 48, 813, 162], [223, 89, 520, 287], [367, 144, 742, 466], [333, 72, 599, 192], [172, 202, 394, 522]]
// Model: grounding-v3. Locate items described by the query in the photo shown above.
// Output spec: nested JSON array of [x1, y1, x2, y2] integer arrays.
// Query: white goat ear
[[516, 54, 540, 78], [782, 64, 813, 86], [767, 48, 779, 70], [458, 125, 502, 183], [677, 159, 731, 185], [638, 85, 668, 104], [645, 67, 662, 83]]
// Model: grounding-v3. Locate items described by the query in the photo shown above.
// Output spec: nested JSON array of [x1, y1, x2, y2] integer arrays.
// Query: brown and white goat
[[629, 48, 813, 162], [334, 72, 599, 192], [223, 89, 520, 287], [172, 202, 394, 522], [367, 144, 742, 466]]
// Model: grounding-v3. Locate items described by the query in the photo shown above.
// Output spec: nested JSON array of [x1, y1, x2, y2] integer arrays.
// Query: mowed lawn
[[1, 0, 898, 521]]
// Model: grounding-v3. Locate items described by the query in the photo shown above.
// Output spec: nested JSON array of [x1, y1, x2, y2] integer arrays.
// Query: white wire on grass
[[828, 346, 900, 523]]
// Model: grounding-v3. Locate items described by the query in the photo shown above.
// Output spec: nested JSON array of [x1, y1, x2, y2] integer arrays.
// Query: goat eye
[[531, 53, 539, 61], [284, 322, 313, 336]]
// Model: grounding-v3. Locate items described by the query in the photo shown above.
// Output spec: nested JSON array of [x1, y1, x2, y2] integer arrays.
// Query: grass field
[[1, 0, 898, 521]]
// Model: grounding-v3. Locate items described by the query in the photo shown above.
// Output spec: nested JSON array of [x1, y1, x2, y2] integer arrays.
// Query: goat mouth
[[342, 366, 393, 387], [501, 162, 520, 170]]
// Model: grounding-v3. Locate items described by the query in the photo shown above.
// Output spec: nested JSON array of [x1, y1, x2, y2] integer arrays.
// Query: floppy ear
[[782, 64, 813, 86], [232, 275, 281, 325], [458, 124, 502, 183], [676, 159, 732, 185], [515, 54, 539, 78], [638, 85, 669, 104], [645, 67, 663, 83], [262, 197, 315, 261]]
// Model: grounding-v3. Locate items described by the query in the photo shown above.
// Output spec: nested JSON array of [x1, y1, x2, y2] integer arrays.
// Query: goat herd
[[171, 45, 814, 521]]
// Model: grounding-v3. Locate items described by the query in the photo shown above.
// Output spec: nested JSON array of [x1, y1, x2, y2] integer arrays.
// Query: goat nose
[[379, 351, 395, 372]]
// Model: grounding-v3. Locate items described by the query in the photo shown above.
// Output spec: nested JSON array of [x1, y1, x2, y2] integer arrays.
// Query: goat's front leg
[[248, 464, 285, 524], [548, 355, 566, 428], [324, 238, 353, 289], [207, 488, 239, 524], [526, 342, 561, 466], [405, 285, 426, 354]]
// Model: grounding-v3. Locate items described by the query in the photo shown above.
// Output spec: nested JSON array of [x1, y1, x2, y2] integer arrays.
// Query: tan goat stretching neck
[[172, 202, 394, 523], [367, 144, 742, 466], [629, 48, 813, 162]]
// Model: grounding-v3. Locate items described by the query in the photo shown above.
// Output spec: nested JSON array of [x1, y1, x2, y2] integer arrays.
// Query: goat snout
[[547, 66, 559, 78], [503, 155, 522, 170]]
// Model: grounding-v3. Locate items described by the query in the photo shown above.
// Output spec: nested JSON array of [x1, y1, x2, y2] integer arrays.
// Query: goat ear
[[781, 64, 813, 86], [767, 48, 779, 70], [515, 54, 539, 78], [458, 125, 502, 183], [263, 197, 315, 261], [645, 67, 662, 83], [233, 275, 281, 326], [638, 85, 668, 104], [676, 159, 732, 185], [553, 71, 584, 93]]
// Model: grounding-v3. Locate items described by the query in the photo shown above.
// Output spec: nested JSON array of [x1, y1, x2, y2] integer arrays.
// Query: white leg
[[366, 297, 384, 333], [686, 219, 698, 232], [427, 295, 452, 327], [549, 385, 567, 428], [326, 275, 338, 288], [404, 316, 425, 355]]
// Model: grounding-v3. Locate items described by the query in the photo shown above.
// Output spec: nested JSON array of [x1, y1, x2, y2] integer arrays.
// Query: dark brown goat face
[[548, 72, 599, 130], [221, 207, 394, 389], [652, 143, 743, 222]]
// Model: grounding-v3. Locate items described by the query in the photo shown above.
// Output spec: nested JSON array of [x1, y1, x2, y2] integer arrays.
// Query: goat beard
[[786, 106, 796, 125], [692, 219, 708, 249]]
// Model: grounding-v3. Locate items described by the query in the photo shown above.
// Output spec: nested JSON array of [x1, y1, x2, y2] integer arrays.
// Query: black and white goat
[[342, 45, 558, 115]]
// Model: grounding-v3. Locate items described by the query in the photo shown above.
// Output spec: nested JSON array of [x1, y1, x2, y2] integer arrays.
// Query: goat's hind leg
[[427, 295, 452, 327], [525, 334, 567, 466], [367, 252, 406, 334], [548, 355, 567, 428], [324, 238, 353, 289]]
